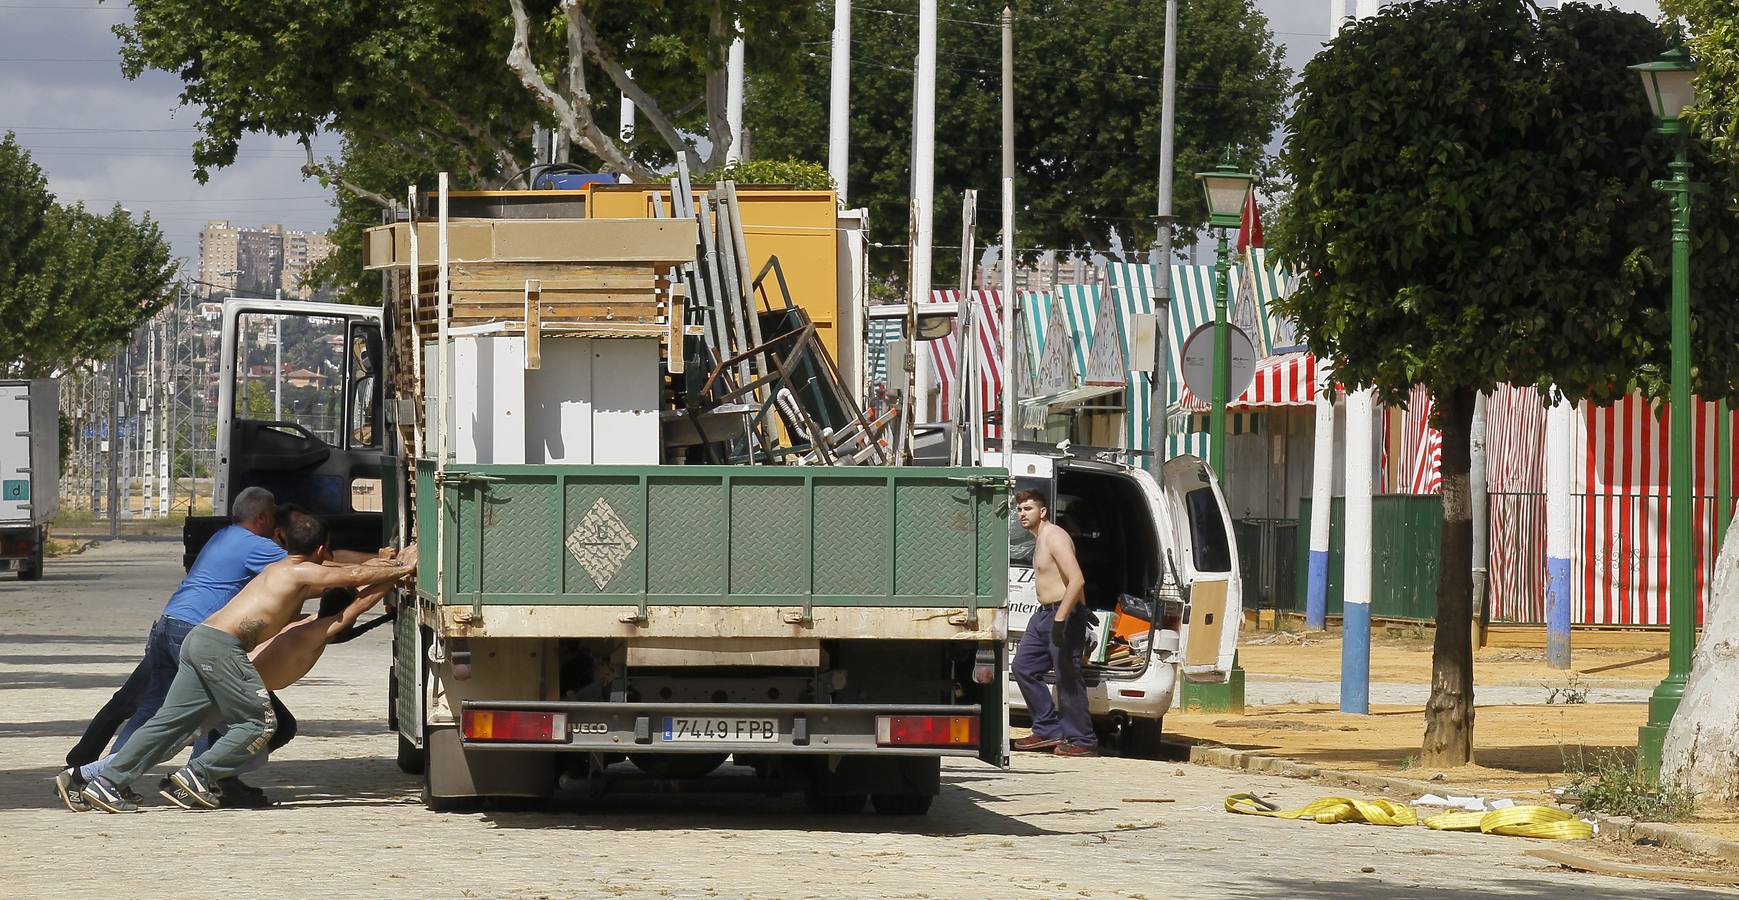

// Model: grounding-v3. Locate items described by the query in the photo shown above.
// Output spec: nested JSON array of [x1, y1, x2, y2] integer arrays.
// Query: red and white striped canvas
[[924, 290, 1006, 443], [1178, 351, 1316, 410], [1573, 396, 1738, 626], [1486, 385, 1549, 623], [1404, 386, 1443, 495], [1486, 387, 1737, 626]]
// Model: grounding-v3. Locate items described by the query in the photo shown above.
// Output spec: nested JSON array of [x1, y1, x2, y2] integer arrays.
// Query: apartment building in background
[[198, 220, 335, 301]]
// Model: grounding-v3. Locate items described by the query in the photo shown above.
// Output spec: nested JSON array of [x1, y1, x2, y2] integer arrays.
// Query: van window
[[1184, 487, 1232, 573]]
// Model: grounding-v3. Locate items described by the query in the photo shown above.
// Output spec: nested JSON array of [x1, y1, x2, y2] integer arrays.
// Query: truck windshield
[[234, 312, 346, 446]]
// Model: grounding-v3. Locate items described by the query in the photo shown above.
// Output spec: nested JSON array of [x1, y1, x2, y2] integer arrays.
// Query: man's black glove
[[1051, 618, 1069, 651]]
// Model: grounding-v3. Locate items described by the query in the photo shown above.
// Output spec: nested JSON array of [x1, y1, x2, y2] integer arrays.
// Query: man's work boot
[[1012, 734, 1063, 752], [1053, 741, 1100, 759]]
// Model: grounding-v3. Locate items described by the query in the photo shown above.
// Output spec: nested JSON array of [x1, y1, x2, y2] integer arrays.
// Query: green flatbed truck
[[192, 190, 1011, 813]]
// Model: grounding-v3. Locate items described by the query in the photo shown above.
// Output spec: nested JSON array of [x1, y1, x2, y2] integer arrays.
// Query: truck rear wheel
[[18, 533, 42, 581], [397, 733, 426, 774], [870, 793, 934, 815]]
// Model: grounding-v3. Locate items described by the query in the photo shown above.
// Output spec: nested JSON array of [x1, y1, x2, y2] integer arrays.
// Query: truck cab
[[993, 445, 1240, 755], [183, 298, 389, 566]]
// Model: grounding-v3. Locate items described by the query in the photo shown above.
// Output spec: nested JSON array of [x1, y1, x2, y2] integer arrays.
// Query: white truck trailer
[[0, 379, 60, 580]]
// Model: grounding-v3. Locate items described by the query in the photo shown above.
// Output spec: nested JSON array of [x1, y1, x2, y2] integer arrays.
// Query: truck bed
[[414, 462, 1008, 638]]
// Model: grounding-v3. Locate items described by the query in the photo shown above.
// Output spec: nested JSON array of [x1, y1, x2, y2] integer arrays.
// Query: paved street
[[0, 543, 1732, 899]]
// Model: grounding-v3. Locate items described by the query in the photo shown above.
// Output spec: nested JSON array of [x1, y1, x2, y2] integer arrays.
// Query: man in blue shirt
[[56, 487, 285, 809]]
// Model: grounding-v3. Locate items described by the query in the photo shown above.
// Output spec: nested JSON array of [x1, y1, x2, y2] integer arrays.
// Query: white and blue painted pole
[[1341, 388, 1375, 714], [1545, 395, 1573, 668], [1306, 365, 1335, 629]]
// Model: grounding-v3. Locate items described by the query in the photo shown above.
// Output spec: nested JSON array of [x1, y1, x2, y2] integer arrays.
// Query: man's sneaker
[[161, 766, 220, 810], [1053, 741, 1100, 759], [218, 777, 272, 809], [54, 767, 90, 812], [80, 776, 139, 814], [118, 784, 145, 807], [1012, 734, 1064, 752]]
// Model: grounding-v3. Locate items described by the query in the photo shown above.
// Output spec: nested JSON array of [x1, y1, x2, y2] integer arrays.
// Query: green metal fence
[[1288, 495, 1443, 621]]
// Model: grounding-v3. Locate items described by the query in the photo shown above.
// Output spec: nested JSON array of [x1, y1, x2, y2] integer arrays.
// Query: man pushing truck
[[78, 512, 415, 813]]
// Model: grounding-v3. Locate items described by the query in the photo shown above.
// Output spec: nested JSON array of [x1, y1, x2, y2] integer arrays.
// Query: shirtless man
[[80, 511, 416, 813], [1009, 489, 1099, 757]]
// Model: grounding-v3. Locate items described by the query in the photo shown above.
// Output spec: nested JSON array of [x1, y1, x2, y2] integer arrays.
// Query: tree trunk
[[1422, 386, 1476, 767], [1661, 519, 1739, 800]]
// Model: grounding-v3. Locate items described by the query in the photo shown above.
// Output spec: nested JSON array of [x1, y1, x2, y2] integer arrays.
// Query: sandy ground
[[1155, 625, 1738, 844], [3, 542, 1733, 898]]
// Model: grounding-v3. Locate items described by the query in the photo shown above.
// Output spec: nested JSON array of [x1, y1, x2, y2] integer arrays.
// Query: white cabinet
[[424, 334, 659, 466]]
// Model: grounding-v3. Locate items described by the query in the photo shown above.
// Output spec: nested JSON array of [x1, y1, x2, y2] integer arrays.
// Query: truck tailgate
[[415, 463, 1007, 624]]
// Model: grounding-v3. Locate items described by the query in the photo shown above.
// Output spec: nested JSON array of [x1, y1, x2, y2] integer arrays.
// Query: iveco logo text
[[572, 722, 609, 734]]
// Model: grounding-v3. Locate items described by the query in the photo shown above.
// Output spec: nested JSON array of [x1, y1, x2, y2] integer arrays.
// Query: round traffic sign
[[1180, 322, 1257, 402]]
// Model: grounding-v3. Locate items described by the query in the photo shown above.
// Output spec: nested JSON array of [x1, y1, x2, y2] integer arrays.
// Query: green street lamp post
[[1195, 154, 1255, 478], [1631, 46, 1702, 776], [1183, 153, 1254, 717]]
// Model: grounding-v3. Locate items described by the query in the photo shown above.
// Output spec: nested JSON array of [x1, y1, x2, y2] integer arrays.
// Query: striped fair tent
[[1574, 396, 1736, 626], [923, 290, 1007, 442], [1105, 262, 1222, 458], [1485, 388, 1737, 626], [1240, 248, 1304, 355], [1177, 351, 1317, 411], [1403, 386, 1443, 495], [1053, 283, 1101, 375], [1486, 385, 1548, 623]]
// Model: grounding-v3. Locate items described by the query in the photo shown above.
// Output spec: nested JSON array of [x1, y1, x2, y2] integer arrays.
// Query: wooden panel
[[363, 219, 696, 269], [1184, 579, 1229, 668]]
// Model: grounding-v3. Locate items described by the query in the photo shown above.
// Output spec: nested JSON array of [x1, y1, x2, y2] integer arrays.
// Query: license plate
[[661, 717, 779, 743]]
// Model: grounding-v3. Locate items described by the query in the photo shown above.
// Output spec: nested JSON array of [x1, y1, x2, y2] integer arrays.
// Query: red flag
[[1237, 188, 1263, 254]]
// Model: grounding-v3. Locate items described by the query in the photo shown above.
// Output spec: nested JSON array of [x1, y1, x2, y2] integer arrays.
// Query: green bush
[[704, 158, 834, 192], [1562, 746, 1694, 822]]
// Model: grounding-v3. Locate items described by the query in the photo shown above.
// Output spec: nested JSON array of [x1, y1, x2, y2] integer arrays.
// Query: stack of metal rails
[[654, 164, 894, 466]]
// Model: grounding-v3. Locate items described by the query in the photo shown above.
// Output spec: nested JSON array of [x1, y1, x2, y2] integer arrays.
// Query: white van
[[992, 445, 1242, 756]]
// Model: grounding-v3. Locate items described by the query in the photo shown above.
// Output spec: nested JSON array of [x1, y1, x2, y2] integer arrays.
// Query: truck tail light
[[875, 715, 978, 747], [462, 709, 567, 743]]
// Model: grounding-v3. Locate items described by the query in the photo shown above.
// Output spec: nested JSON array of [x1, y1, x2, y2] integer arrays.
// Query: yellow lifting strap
[[1422, 805, 1595, 841], [1226, 793, 1592, 840], [1225, 792, 1419, 827]]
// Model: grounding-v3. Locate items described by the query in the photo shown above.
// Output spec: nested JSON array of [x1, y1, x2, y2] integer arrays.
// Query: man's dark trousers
[[66, 616, 197, 768], [1012, 603, 1097, 747]]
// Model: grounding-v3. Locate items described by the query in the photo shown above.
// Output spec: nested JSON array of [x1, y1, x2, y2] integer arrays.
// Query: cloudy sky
[[1, 0, 1664, 271]]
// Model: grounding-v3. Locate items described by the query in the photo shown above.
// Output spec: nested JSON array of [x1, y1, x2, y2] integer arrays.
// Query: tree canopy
[[1273, 0, 1739, 767], [117, 0, 818, 189], [1666, 0, 1739, 173], [1275, 0, 1739, 408], [746, 0, 1290, 259], [0, 135, 178, 377]]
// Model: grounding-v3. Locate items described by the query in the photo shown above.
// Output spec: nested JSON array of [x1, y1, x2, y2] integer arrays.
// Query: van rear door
[[1162, 456, 1241, 683]]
